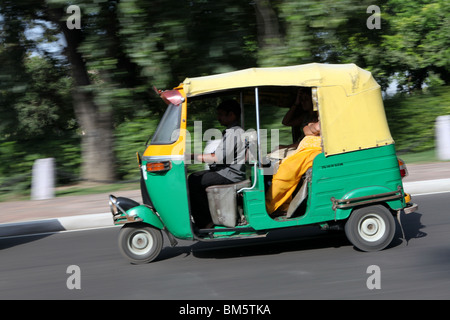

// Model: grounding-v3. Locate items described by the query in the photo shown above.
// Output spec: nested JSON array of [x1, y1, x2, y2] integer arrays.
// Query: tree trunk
[[71, 87, 116, 183], [253, 0, 282, 49], [253, 0, 286, 66], [51, 11, 116, 183]]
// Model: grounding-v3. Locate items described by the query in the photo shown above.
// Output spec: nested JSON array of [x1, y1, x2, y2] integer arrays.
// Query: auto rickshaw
[[109, 63, 418, 264]]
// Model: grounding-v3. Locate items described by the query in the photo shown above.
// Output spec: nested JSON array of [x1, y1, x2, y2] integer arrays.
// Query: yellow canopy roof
[[181, 63, 394, 156], [182, 63, 379, 97]]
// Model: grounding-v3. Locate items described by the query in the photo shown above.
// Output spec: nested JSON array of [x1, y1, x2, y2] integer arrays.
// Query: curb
[[403, 178, 450, 195], [0, 213, 115, 238], [1, 180, 450, 238]]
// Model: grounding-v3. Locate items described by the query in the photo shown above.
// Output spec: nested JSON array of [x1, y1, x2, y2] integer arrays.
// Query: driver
[[188, 99, 246, 228]]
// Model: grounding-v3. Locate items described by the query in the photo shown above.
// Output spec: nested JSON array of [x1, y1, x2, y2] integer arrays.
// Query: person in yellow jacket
[[266, 121, 321, 215]]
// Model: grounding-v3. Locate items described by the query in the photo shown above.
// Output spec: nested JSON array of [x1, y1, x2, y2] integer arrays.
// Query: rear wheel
[[118, 223, 163, 264], [345, 205, 395, 252]]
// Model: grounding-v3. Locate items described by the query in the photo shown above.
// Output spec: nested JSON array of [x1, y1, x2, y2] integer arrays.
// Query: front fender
[[125, 205, 164, 229], [110, 195, 164, 229], [112, 202, 164, 230]]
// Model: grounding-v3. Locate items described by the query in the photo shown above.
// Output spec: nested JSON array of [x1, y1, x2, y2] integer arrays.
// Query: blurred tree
[[385, 85, 450, 152], [0, 5, 28, 135], [117, 0, 257, 82], [0, 0, 119, 182], [253, 0, 372, 68], [381, 0, 449, 91], [1, 0, 448, 190], [13, 56, 73, 137], [255, 0, 449, 92], [343, 0, 449, 92], [1, 0, 259, 183], [253, 0, 284, 66], [0, 52, 78, 188], [44, 1, 120, 182]]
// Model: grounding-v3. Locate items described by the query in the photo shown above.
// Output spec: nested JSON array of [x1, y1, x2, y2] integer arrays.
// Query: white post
[[31, 158, 55, 200], [436, 115, 450, 161]]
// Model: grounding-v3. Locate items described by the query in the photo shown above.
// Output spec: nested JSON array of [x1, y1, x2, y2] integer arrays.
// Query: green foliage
[[0, 54, 79, 193], [0, 134, 81, 196], [14, 56, 74, 137], [274, 0, 363, 65], [380, 0, 450, 90], [114, 116, 158, 180], [385, 85, 450, 152], [117, 0, 257, 83], [1, 0, 449, 197]]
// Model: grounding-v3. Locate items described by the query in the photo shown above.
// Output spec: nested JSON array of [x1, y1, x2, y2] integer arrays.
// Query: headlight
[[109, 195, 118, 215]]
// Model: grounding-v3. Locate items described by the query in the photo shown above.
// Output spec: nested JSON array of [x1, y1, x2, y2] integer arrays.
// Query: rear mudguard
[[332, 185, 404, 220]]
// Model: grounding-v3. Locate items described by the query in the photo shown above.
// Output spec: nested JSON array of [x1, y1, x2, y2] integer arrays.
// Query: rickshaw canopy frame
[[180, 63, 394, 157]]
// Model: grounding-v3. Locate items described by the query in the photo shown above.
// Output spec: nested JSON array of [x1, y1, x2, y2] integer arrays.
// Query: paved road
[[0, 192, 448, 301], [1, 161, 450, 238]]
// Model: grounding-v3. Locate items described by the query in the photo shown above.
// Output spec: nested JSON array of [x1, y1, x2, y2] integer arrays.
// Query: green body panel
[[243, 145, 404, 231], [310, 144, 404, 221], [126, 205, 164, 229], [135, 145, 403, 239], [143, 159, 193, 239]]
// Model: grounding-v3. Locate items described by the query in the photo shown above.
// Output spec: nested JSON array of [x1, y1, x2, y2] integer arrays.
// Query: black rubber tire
[[118, 223, 163, 264], [344, 205, 395, 252]]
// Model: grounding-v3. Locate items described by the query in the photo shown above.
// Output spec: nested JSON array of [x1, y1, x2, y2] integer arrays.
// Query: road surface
[[0, 192, 449, 301]]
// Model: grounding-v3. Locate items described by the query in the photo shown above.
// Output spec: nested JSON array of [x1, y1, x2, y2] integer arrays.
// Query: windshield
[[149, 103, 182, 145]]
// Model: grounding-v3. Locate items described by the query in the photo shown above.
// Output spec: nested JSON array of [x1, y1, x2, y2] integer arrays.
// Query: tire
[[118, 223, 163, 264], [344, 205, 395, 252]]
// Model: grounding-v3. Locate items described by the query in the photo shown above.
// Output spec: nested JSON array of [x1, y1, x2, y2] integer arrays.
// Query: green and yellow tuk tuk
[[109, 63, 418, 264]]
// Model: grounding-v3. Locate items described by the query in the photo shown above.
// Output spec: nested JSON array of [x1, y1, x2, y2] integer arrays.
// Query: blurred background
[[0, 0, 449, 200]]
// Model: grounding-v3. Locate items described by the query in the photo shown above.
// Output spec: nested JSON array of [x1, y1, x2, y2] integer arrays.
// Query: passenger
[[265, 121, 321, 215], [269, 88, 318, 160], [188, 99, 246, 228], [283, 88, 318, 141]]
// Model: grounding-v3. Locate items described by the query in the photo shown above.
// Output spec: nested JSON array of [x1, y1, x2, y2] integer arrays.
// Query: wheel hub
[[128, 231, 153, 255], [358, 214, 386, 242], [362, 218, 379, 236], [132, 234, 149, 249]]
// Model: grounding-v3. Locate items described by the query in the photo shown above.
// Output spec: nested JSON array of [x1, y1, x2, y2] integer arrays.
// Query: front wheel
[[118, 223, 163, 264], [345, 205, 395, 252]]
